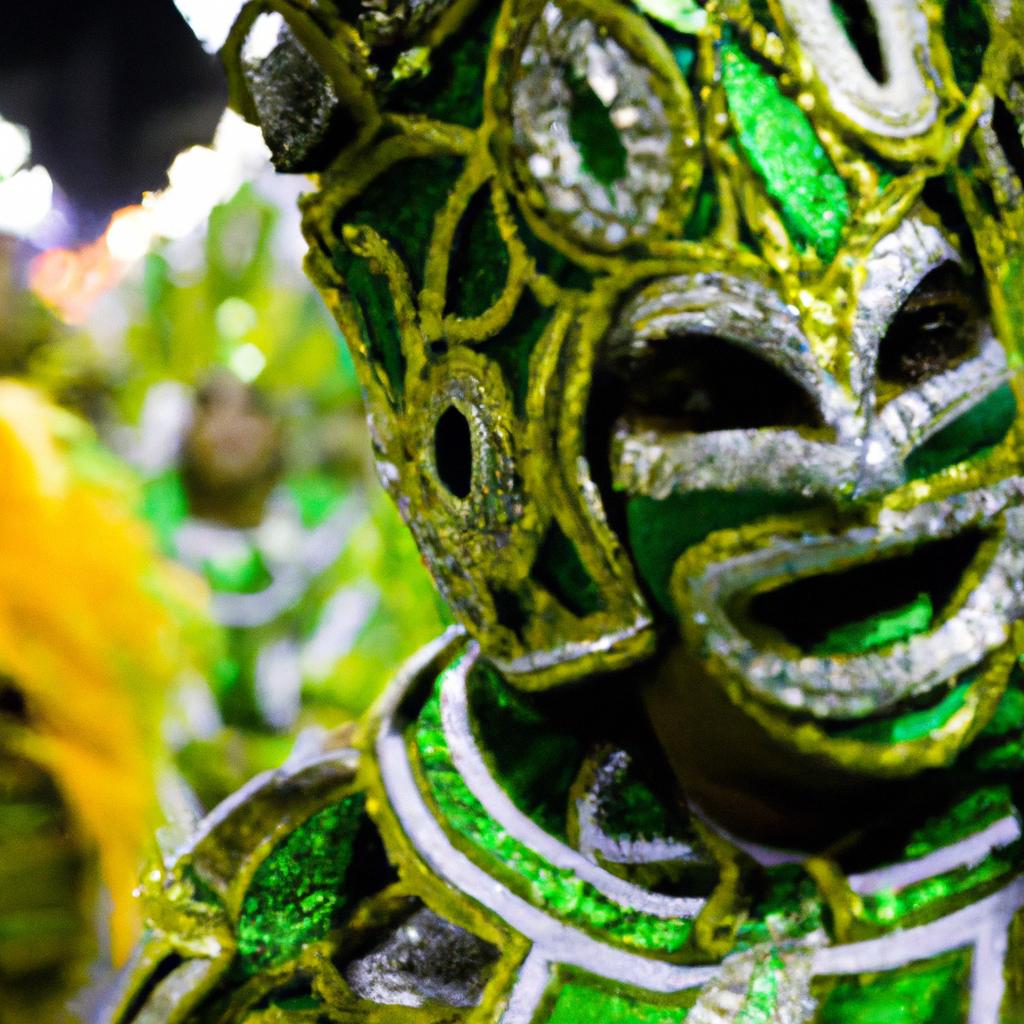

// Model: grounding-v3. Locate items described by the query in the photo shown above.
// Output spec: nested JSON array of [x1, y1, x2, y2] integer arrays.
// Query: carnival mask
[[216, 0, 1024, 778]]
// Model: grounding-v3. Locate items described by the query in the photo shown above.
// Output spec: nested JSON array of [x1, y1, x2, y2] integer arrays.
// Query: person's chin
[[640, 641, 935, 851]]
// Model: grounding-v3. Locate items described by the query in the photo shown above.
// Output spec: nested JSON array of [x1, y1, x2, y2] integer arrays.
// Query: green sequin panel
[[387, 10, 496, 127], [271, 993, 320, 1011], [812, 592, 933, 656], [943, 0, 991, 93], [736, 947, 787, 1024], [333, 156, 462, 397], [548, 980, 692, 1023], [336, 156, 463, 295], [598, 760, 679, 843], [509, 203, 595, 292], [981, 681, 1024, 738], [860, 847, 1016, 929], [817, 949, 970, 1024], [470, 660, 583, 837], [415, 658, 693, 953], [568, 73, 629, 190], [336, 249, 406, 398], [905, 784, 1016, 857], [485, 290, 552, 417], [973, 666, 1024, 769], [975, 729, 1024, 770], [530, 521, 606, 619], [904, 383, 1017, 482], [236, 795, 365, 975], [721, 42, 850, 260], [735, 864, 824, 950], [828, 680, 972, 745], [448, 186, 510, 320], [684, 166, 719, 241], [626, 491, 819, 614]]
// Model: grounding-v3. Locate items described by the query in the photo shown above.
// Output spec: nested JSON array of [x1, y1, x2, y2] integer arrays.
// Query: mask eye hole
[[876, 262, 982, 388], [434, 404, 474, 499], [620, 336, 824, 433]]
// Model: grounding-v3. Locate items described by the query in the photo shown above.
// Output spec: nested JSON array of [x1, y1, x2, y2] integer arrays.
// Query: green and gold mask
[[213, 0, 1024, 777]]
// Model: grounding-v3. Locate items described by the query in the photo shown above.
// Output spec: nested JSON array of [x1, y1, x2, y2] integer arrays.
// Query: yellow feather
[[0, 381, 210, 964]]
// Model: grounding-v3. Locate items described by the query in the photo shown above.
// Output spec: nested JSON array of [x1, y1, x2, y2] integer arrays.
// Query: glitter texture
[[721, 42, 849, 259], [114, 0, 1024, 1017], [811, 593, 934, 656], [904, 786, 1016, 858], [236, 795, 365, 974], [904, 382, 1017, 482], [548, 980, 690, 1023], [816, 950, 970, 1023], [415, 661, 693, 953], [859, 850, 1015, 927], [689, 940, 818, 1023], [469, 660, 582, 837]]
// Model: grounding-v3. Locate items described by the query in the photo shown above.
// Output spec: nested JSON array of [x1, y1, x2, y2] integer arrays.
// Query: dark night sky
[[0, 0, 226, 240]]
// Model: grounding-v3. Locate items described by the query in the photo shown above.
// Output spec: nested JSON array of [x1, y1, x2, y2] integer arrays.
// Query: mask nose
[[849, 432, 905, 504]]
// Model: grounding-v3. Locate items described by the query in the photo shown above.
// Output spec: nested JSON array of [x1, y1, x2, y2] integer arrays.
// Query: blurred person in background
[[142, 368, 443, 808], [0, 195, 214, 1019], [0, 20, 445, 1012], [122, 182, 447, 809]]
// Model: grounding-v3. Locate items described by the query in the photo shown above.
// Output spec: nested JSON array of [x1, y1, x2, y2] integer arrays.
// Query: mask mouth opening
[[734, 527, 990, 657], [587, 332, 830, 615]]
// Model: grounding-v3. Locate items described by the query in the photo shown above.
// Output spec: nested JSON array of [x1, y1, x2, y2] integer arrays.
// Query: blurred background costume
[[101, 0, 1024, 1022], [143, 370, 358, 800], [0, 381, 208, 1023]]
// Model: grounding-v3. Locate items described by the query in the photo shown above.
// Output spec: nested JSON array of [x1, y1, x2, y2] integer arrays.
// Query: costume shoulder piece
[[105, 625, 1024, 1023], [104, 631, 509, 1024]]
